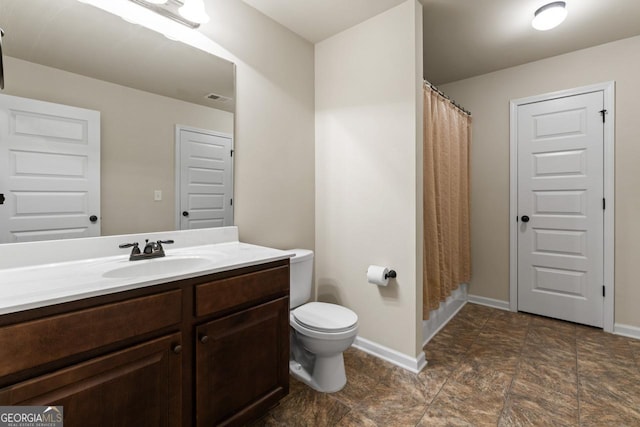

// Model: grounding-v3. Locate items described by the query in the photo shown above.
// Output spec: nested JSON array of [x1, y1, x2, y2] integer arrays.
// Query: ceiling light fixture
[[532, 1, 568, 31]]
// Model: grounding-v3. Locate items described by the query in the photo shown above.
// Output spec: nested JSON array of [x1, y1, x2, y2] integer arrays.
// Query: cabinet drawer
[[195, 266, 289, 317], [0, 290, 182, 377]]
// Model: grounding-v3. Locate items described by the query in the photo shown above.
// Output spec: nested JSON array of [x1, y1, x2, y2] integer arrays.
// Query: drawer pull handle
[[200, 335, 209, 344], [172, 344, 182, 354]]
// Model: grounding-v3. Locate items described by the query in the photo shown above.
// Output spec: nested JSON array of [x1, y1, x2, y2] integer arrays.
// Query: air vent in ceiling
[[205, 93, 232, 102]]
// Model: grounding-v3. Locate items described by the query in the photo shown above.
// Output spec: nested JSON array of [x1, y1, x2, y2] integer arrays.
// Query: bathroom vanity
[[0, 227, 291, 426]]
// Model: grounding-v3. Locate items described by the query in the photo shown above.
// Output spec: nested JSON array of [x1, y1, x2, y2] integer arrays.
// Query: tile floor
[[252, 303, 640, 426]]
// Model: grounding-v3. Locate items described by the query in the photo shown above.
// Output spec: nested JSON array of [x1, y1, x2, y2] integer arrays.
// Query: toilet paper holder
[[385, 270, 397, 279]]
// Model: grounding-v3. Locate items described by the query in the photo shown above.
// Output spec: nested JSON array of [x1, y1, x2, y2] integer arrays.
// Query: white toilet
[[288, 249, 358, 393]]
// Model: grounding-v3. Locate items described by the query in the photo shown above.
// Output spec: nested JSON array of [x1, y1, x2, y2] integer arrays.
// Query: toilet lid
[[292, 302, 358, 333]]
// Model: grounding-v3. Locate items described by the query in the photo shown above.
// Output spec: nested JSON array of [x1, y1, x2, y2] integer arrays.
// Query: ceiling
[[0, 0, 235, 111], [242, 0, 640, 85]]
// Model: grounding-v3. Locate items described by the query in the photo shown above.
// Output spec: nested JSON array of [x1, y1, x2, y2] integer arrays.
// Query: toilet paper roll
[[367, 265, 389, 286]]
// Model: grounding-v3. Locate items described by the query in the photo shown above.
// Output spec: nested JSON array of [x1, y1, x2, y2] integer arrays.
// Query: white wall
[[200, 0, 316, 251], [439, 35, 640, 328], [315, 0, 424, 358]]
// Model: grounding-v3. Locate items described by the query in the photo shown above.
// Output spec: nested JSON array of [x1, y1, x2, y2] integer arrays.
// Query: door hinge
[[603, 198, 606, 210], [0, 193, 4, 205], [230, 198, 233, 206], [603, 285, 606, 297], [230, 149, 234, 157], [599, 109, 607, 123]]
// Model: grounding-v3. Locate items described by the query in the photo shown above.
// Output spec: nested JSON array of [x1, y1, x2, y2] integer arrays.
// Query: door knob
[[172, 344, 182, 354], [89, 215, 98, 223], [182, 211, 189, 217], [521, 215, 530, 223], [199, 334, 209, 344]]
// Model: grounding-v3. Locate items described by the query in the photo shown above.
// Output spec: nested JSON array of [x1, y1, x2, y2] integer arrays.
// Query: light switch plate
[[154, 190, 162, 201]]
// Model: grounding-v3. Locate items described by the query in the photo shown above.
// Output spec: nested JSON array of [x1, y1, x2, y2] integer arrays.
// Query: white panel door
[[0, 94, 100, 243], [177, 128, 232, 230], [517, 91, 604, 327]]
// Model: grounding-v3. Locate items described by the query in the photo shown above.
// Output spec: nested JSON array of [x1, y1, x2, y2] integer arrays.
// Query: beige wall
[[439, 35, 640, 327], [315, 0, 423, 357], [3, 56, 233, 236], [201, 0, 316, 251]]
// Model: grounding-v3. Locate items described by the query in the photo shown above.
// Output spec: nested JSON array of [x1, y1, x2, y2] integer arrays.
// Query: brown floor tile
[[474, 327, 527, 350], [420, 380, 507, 426], [525, 326, 576, 354], [499, 392, 578, 427], [579, 388, 640, 427], [354, 381, 427, 426], [259, 303, 640, 427], [465, 343, 521, 375], [449, 359, 512, 397], [333, 410, 378, 427], [579, 373, 640, 412], [343, 347, 395, 383], [577, 356, 638, 381], [520, 341, 576, 369], [529, 315, 577, 335], [417, 360, 453, 404], [484, 309, 532, 332], [515, 358, 577, 398], [332, 367, 379, 408], [268, 386, 350, 427]]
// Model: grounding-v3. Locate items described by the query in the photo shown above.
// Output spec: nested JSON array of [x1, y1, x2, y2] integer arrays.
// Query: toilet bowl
[[287, 249, 358, 393]]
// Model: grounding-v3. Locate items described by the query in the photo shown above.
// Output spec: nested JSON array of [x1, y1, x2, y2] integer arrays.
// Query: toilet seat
[[292, 302, 358, 333]]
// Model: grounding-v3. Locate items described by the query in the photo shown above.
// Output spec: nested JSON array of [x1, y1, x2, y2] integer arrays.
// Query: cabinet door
[[196, 297, 289, 427], [0, 333, 182, 427]]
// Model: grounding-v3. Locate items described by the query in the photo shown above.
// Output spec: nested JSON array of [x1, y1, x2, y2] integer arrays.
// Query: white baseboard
[[468, 294, 511, 311], [422, 284, 468, 347], [613, 323, 640, 340], [352, 336, 427, 374]]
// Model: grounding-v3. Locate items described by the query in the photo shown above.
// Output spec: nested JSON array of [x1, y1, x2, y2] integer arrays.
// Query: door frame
[[508, 81, 615, 332], [174, 124, 234, 230]]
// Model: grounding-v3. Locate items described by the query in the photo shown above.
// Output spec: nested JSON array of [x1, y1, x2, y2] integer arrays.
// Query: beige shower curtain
[[423, 83, 471, 320]]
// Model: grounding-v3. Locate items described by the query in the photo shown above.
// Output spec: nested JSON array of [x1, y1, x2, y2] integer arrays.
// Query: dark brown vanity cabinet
[[195, 297, 289, 426], [194, 264, 290, 426], [0, 259, 290, 427]]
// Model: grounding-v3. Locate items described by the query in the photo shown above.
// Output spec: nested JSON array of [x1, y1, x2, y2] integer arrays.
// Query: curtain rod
[[423, 79, 471, 116]]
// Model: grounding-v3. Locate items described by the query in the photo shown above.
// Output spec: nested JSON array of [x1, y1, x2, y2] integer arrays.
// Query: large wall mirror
[[0, 0, 235, 243]]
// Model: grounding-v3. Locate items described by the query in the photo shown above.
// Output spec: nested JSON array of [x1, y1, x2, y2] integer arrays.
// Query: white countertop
[[0, 227, 293, 315]]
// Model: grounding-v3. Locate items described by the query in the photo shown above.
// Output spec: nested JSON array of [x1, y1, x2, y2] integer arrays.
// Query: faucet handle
[[157, 240, 174, 245], [119, 242, 141, 258], [119, 242, 139, 249]]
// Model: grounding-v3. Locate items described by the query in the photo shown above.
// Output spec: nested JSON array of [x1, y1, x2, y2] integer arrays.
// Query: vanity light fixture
[[128, 0, 207, 28], [532, 1, 568, 31], [179, 0, 210, 24], [77, 0, 221, 53]]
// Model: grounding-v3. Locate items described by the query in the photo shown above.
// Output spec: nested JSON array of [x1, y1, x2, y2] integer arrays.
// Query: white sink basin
[[102, 256, 212, 279]]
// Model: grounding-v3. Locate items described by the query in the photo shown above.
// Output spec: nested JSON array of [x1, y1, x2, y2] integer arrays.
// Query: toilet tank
[[288, 249, 314, 309]]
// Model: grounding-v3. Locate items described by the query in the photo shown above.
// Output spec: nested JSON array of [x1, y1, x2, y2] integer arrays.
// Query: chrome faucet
[[119, 239, 174, 261]]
